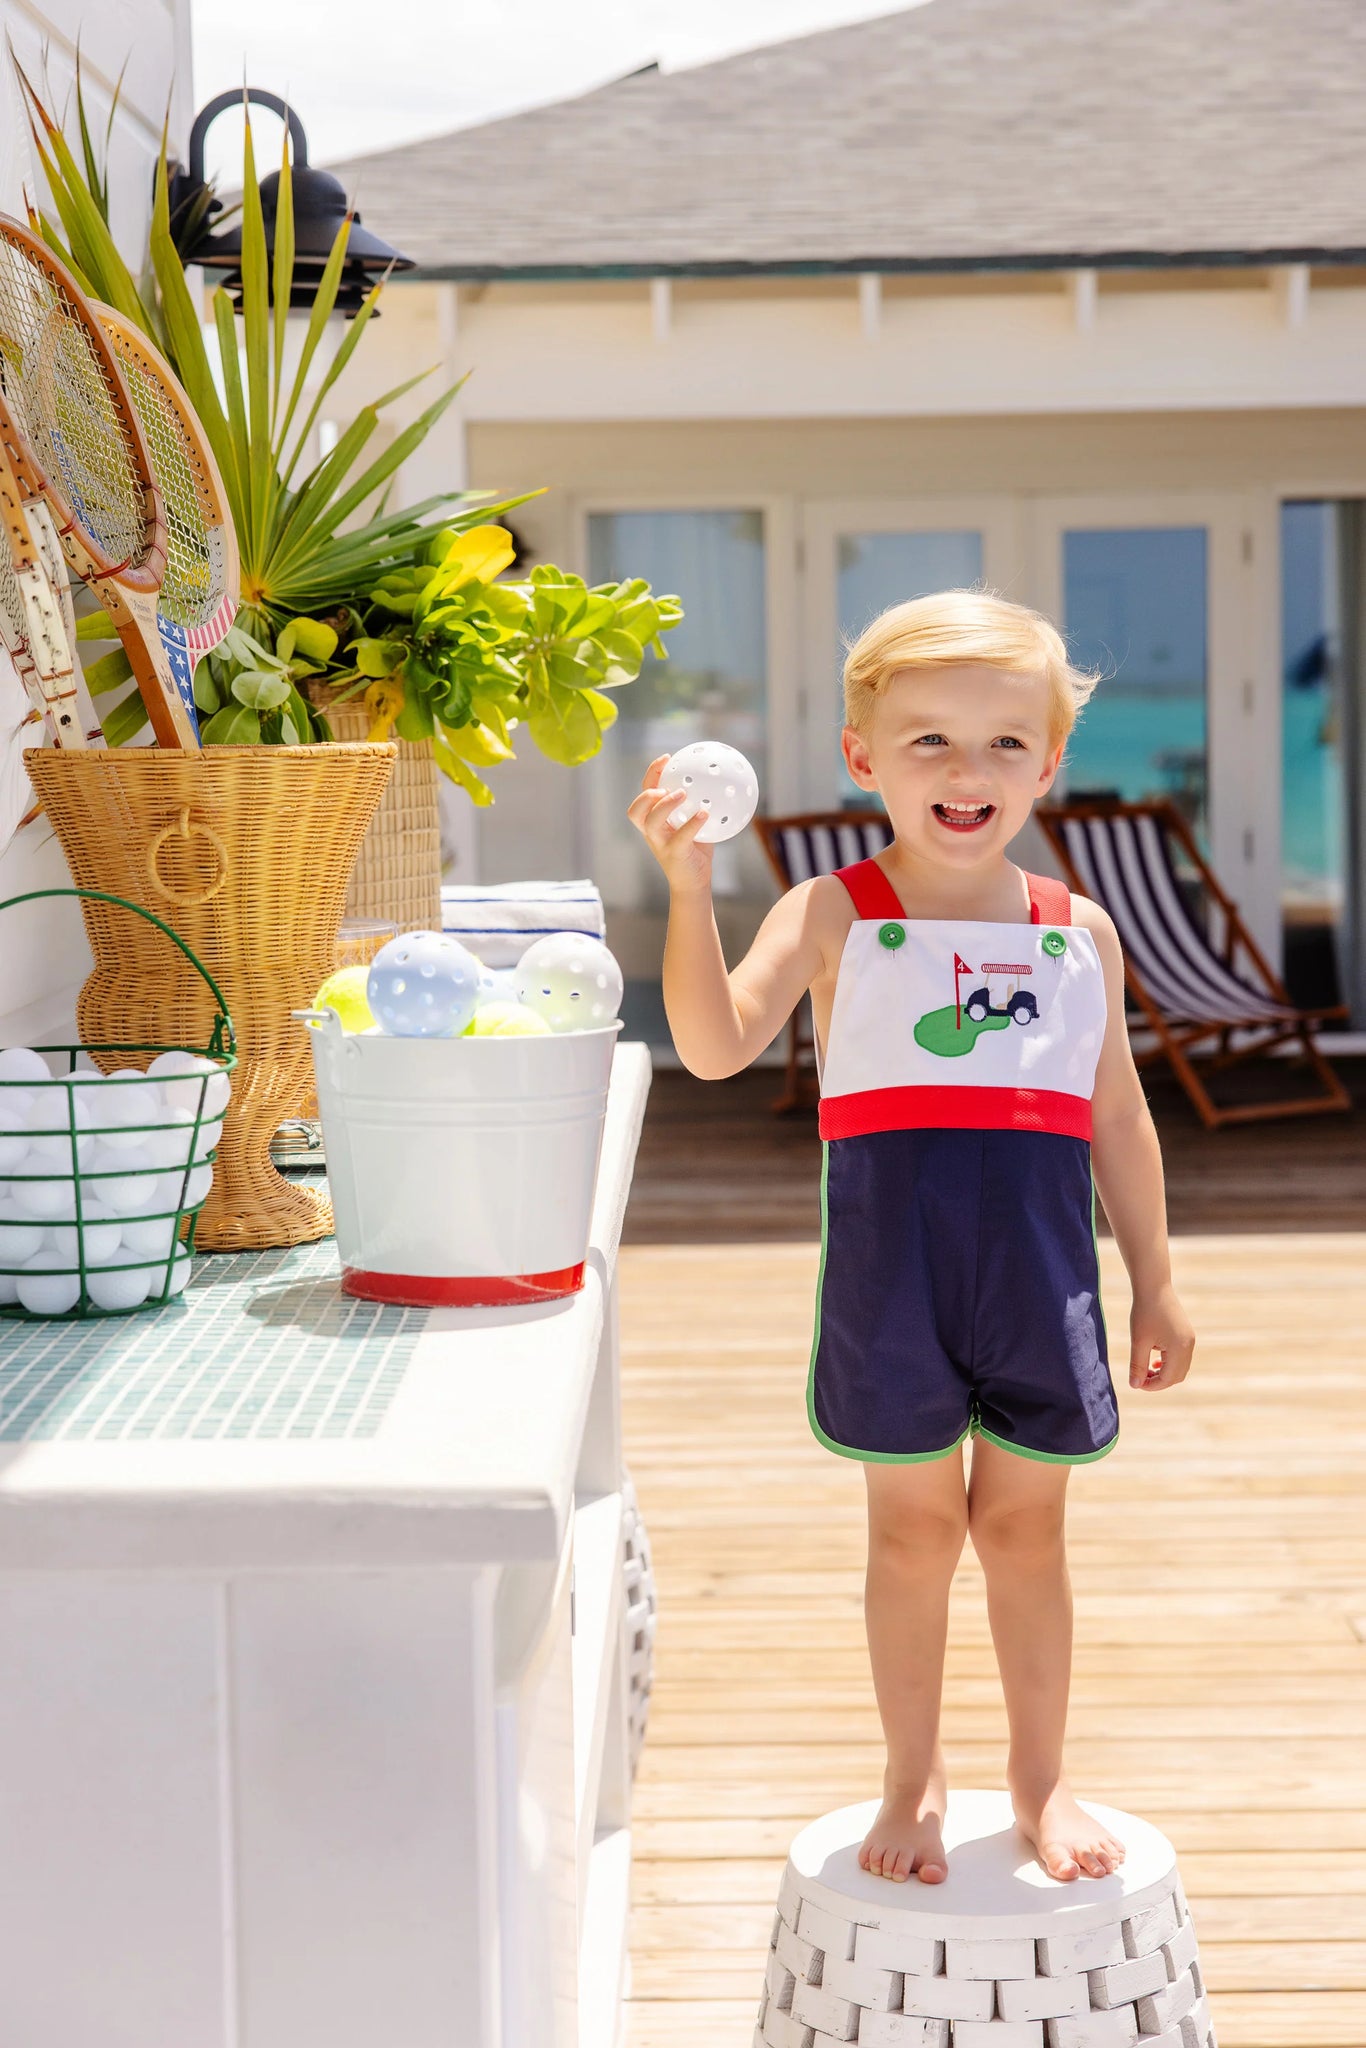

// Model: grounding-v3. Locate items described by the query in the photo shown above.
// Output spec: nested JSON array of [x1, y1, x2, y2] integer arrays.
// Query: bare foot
[[858, 1777, 950, 1884], [1012, 1778, 1126, 1882]]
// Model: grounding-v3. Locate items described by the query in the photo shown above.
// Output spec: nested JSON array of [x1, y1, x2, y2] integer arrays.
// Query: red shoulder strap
[[1027, 871, 1071, 926], [834, 857, 905, 919]]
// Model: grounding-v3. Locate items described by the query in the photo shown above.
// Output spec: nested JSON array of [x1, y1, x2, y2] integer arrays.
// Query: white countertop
[[0, 1043, 651, 1573]]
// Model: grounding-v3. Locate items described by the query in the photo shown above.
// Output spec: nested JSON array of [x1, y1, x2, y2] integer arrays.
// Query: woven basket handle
[[146, 806, 229, 906]]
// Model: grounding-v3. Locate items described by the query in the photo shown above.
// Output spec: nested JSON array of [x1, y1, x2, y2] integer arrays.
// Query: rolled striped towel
[[440, 879, 606, 967]]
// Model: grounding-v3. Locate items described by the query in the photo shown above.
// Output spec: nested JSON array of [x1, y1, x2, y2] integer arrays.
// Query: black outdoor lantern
[[166, 88, 415, 316]]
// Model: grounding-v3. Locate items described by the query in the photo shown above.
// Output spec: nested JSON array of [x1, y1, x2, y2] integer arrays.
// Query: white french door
[[1029, 495, 1278, 957], [799, 498, 1023, 810]]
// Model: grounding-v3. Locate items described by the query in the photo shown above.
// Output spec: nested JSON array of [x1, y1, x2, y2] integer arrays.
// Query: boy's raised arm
[[629, 755, 832, 1080]]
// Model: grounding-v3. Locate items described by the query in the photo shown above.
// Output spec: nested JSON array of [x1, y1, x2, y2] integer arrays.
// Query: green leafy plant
[[16, 61, 534, 644], [284, 524, 682, 803]]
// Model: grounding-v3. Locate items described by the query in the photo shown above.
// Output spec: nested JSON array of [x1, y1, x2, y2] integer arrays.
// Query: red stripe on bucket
[[342, 1263, 586, 1308]]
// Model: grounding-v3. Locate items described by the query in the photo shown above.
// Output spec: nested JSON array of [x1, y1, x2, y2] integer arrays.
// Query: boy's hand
[[627, 755, 715, 894], [1128, 1282, 1195, 1390]]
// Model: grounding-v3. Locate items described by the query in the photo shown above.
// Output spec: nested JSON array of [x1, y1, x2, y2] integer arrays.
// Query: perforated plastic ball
[[513, 934, 624, 1034], [367, 931, 483, 1039], [661, 741, 760, 844]]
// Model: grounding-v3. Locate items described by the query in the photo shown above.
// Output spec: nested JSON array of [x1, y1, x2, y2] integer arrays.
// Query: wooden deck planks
[[619, 1230, 1366, 2048]]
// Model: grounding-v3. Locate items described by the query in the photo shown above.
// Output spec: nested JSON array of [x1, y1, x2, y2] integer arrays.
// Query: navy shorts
[[809, 1128, 1118, 1464]]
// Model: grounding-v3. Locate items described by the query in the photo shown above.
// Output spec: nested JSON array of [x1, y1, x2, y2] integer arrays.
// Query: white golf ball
[[85, 1260, 152, 1312], [0, 1101, 29, 1173], [0, 1197, 45, 1264], [147, 1051, 231, 1119], [181, 1164, 213, 1211], [513, 933, 625, 1033], [141, 1108, 195, 1170], [23, 1087, 94, 1169], [8, 1174, 75, 1221], [84, 1143, 160, 1215], [191, 1117, 224, 1163], [15, 1248, 81, 1316], [660, 741, 760, 844], [0, 1271, 16, 1305], [52, 1200, 124, 1267], [120, 1211, 176, 1260], [96, 1069, 165, 1151], [161, 1244, 193, 1299], [0, 1047, 50, 1085]]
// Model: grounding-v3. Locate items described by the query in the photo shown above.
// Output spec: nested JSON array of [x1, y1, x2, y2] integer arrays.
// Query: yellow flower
[[365, 678, 405, 743]]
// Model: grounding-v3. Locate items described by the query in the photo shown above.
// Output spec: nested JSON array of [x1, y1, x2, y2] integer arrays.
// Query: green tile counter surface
[[0, 1242, 425, 1444]]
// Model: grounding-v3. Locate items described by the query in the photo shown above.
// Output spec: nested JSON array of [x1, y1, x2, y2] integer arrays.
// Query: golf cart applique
[[913, 954, 1041, 1059]]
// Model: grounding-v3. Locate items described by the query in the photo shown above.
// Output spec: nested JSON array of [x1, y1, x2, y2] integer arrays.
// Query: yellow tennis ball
[[463, 1000, 554, 1038], [313, 965, 376, 1033]]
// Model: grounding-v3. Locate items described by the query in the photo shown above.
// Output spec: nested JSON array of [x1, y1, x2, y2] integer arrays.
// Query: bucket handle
[[146, 807, 230, 907], [0, 887, 236, 1057]]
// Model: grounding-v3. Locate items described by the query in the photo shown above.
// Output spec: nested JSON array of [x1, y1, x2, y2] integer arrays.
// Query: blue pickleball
[[367, 931, 483, 1039]]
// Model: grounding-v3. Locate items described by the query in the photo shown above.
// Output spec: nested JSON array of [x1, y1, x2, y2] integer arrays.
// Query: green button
[[1042, 930, 1067, 957], [878, 922, 906, 950]]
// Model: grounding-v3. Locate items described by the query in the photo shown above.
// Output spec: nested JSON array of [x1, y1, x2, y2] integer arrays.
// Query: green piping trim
[[1090, 1168, 1109, 1354], [973, 1423, 1119, 1466], [806, 1143, 970, 1466]]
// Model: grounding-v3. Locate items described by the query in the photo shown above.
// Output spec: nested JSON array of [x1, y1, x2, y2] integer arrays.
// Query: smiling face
[[842, 662, 1065, 868]]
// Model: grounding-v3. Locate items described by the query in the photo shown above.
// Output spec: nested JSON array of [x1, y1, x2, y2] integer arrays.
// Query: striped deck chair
[[1037, 799, 1350, 1129], [752, 810, 894, 1112]]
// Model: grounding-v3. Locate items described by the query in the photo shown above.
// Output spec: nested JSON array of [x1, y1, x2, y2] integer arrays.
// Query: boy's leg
[[966, 1437, 1125, 1880], [860, 1448, 969, 1883]]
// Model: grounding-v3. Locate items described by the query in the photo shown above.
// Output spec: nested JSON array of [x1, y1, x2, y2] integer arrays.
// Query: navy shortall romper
[[808, 857, 1119, 1465]]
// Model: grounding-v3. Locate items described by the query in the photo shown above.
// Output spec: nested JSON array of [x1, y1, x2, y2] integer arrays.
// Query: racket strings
[[0, 243, 149, 568], [113, 348, 221, 628]]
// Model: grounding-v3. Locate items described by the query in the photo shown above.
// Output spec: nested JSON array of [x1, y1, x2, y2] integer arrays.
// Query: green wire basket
[[0, 888, 237, 1319]]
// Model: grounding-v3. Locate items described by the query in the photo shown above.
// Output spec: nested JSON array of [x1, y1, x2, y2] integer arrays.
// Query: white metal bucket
[[301, 1012, 620, 1306]]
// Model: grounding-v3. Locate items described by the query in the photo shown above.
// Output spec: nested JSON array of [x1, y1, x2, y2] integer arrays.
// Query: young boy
[[628, 590, 1195, 1887]]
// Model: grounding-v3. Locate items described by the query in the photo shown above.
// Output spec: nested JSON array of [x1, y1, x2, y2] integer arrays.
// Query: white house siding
[[310, 272, 1366, 922], [0, 0, 192, 1038]]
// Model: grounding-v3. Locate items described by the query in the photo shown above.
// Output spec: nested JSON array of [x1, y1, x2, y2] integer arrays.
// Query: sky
[[190, 0, 921, 174]]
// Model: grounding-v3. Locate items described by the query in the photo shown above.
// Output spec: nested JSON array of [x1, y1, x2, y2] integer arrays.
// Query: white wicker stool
[[758, 1791, 1215, 2048]]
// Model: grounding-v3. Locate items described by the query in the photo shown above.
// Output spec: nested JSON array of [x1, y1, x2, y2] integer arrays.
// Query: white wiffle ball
[[661, 741, 759, 845], [513, 933, 624, 1034]]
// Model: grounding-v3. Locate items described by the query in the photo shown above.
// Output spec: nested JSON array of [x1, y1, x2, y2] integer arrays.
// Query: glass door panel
[[1060, 526, 1209, 840], [835, 529, 984, 805], [585, 509, 770, 1044], [1280, 501, 1346, 1011]]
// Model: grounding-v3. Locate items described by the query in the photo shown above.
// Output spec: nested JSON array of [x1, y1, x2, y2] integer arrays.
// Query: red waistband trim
[[819, 1085, 1092, 1141], [342, 1262, 585, 1307]]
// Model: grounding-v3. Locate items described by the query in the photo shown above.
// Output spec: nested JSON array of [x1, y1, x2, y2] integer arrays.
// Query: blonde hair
[[843, 589, 1099, 745]]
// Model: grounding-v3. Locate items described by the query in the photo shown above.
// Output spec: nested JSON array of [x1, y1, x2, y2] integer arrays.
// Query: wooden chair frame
[[752, 810, 893, 1113], [1036, 798, 1351, 1129]]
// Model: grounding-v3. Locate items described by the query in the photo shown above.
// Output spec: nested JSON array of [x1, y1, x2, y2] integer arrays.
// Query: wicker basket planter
[[25, 743, 394, 1252], [311, 692, 443, 933]]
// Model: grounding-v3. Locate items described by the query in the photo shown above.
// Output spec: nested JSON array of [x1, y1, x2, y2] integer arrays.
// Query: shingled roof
[[330, 0, 1366, 279]]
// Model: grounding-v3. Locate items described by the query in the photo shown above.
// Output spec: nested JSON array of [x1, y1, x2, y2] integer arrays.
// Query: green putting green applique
[[912, 948, 1043, 1059], [913, 1005, 1010, 1057]]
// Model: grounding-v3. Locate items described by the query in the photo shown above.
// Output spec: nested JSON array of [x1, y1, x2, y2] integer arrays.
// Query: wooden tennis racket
[[0, 430, 100, 747], [0, 215, 200, 749], [95, 305, 239, 680]]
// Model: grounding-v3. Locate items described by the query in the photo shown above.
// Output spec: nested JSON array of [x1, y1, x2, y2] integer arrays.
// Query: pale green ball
[[463, 1000, 554, 1038]]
